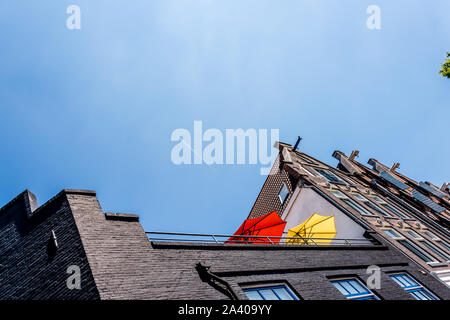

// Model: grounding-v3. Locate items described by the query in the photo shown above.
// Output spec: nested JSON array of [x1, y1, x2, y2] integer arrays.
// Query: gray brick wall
[[0, 191, 99, 299]]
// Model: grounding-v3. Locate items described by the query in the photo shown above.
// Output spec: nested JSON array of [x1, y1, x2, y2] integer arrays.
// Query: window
[[438, 240, 450, 253], [371, 196, 411, 219], [330, 191, 374, 216], [382, 229, 439, 263], [316, 169, 347, 185], [278, 183, 289, 206], [330, 190, 347, 198], [243, 285, 299, 300], [420, 239, 450, 262], [301, 165, 318, 176], [352, 193, 393, 217], [423, 230, 440, 241], [389, 273, 439, 300], [397, 239, 438, 264], [403, 230, 450, 262], [297, 154, 315, 164], [331, 278, 379, 300], [404, 229, 423, 240], [382, 228, 404, 239]]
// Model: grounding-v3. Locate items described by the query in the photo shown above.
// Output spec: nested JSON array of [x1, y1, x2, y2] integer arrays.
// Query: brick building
[[0, 143, 449, 300], [250, 140, 450, 288]]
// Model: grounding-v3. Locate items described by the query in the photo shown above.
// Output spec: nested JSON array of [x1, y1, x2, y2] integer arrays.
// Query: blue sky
[[0, 1, 449, 235]]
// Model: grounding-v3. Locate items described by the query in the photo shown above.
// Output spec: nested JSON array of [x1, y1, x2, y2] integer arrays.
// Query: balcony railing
[[146, 231, 376, 246]]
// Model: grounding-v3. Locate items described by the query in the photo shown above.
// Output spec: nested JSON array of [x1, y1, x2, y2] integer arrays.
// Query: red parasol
[[226, 211, 286, 244]]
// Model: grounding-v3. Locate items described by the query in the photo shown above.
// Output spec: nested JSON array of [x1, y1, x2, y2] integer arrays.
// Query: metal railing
[[146, 231, 376, 246]]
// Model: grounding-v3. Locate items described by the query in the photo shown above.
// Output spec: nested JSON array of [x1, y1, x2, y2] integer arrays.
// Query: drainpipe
[[196, 263, 238, 300]]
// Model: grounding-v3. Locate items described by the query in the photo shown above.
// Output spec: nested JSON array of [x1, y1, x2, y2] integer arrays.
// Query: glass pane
[[398, 240, 435, 263], [352, 193, 367, 201], [244, 290, 263, 300], [317, 169, 345, 184], [410, 289, 435, 301], [382, 203, 410, 219], [410, 291, 424, 300], [366, 201, 391, 217], [391, 276, 406, 288], [418, 289, 437, 300], [278, 184, 289, 205], [272, 287, 294, 300], [424, 231, 440, 240], [348, 280, 368, 294], [405, 230, 422, 239], [395, 274, 417, 288], [438, 241, 450, 252], [258, 289, 280, 300], [371, 196, 386, 204], [332, 282, 350, 296], [340, 281, 358, 295], [383, 229, 402, 239], [342, 199, 373, 216], [421, 240, 450, 261]]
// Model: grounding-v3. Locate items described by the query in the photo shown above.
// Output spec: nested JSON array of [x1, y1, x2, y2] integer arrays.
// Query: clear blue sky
[[0, 1, 449, 235]]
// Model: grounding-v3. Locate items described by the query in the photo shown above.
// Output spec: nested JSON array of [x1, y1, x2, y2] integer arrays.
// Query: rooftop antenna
[[293, 136, 302, 151]]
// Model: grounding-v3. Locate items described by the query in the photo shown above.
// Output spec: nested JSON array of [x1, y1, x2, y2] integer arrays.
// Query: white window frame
[[371, 196, 411, 219], [330, 190, 375, 216], [404, 229, 423, 240], [423, 230, 440, 241], [316, 169, 348, 185], [278, 182, 290, 206], [352, 193, 393, 218], [382, 228, 404, 240]]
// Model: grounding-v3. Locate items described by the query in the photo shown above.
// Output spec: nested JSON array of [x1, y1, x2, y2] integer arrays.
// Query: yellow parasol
[[286, 213, 336, 245]]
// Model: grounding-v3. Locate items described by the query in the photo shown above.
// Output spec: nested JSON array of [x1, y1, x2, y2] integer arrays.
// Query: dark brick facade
[[1, 189, 449, 300], [0, 190, 99, 299], [248, 155, 296, 219]]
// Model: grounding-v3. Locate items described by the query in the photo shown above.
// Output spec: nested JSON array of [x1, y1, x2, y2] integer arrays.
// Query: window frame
[[404, 229, 423, 240], [278, 182, 290, 206], [381, 228, 440, 264], [316, 169, 348, 186], [242, 284, 299, 300], [382, 228, 404, 240], [420, 239, 450, 262], [397, 239, 439, 264], [352, 193, 393, 218], [370, 196, 412, 219], [389, 273, 439, 300], [330, 278, 379, 300], [330, 190, 375, 216], [423, 230, 440, 241]]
